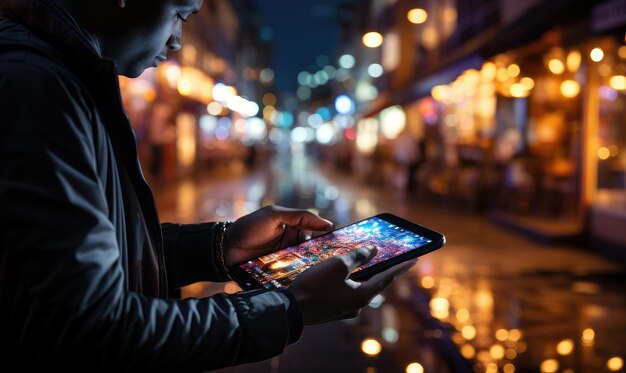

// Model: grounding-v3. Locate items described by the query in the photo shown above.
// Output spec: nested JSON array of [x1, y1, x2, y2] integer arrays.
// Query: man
[[0, 0, 416, 370]]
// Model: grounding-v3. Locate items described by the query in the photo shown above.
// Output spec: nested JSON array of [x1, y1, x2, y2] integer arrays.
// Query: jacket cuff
[[275, 288, 304, 344], [228, 289, 303, 361], [162, 222, 230, 288]]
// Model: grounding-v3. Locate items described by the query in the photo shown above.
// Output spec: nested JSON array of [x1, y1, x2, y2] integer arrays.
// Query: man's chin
[[118, 62, 150, 78]]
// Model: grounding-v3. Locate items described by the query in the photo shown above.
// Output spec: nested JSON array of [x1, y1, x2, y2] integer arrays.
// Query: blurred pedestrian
[[0, 0, 415, 370]]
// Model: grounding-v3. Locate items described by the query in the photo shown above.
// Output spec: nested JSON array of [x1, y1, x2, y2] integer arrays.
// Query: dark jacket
[[0, 0, 301, 370]]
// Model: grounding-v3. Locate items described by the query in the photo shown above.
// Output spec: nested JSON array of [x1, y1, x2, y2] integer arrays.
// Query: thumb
[[338, 245, 378, 275]]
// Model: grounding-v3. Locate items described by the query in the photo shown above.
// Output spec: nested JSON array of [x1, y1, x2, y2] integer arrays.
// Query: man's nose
[[167, 30, 182, 52]]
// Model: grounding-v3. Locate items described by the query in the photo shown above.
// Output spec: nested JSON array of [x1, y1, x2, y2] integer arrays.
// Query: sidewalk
[[152, 156, 626, 373]]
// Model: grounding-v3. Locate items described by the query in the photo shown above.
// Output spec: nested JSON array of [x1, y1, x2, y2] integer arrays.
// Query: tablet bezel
[[228, 213, 445, 291]]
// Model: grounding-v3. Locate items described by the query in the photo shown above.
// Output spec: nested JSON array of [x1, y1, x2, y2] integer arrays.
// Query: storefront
[[586, 34, 626, 255], [416, 22, 626, 250]]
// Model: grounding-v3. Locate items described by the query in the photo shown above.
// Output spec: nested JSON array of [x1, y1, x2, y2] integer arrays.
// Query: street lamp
[[362, 31, 383, 48]]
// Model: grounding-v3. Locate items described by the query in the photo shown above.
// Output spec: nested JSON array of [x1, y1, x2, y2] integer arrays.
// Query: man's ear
[[117, 0, 127, 8]]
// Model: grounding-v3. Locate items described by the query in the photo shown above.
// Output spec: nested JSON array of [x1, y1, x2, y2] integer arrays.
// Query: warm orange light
[[540, 359, 559, 373], [421, 276, 435, 289], [177, 77, 192, 96], [495, 329, 509, 341], [520, 77, 535, 90], [481, 62, 497, 81], [567, 50, 582, 72], [556, 339, 574, 355], [510, 83, 529, 97], [608, 357, 624, 371], [143, 89, 156, 102], [431, 85, 451, 102], [598, 147, 610, 160], [497, 67, 509, 82], [361, 338, 382, 356], [430, 297, 450, 320], [460, 344, 475, 359], [505, 348, 517, 360], [490, 344, 505, 360], [609, 75, 626, 90], [507, 64, 521, 77], [430, 297, 449, 312], [405, 362, 424, 373], [548, 59, 565, 74], [164, 63, 182, 88], [509, 329, 522, 341], [456, 309, 470, 323], [461, 325, 476, 340], [407, 8, 428, 24], [590, 48, 604, 62], [582, 328, 595, 344], [619, 46, 626, 60], [560, 80, 580, 98], [363, 32, 383, 48]]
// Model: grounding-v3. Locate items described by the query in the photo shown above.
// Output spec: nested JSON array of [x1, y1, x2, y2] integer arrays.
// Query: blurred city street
[[3, 0, 626, 370], [152, 155, 626, 373], [117, 0, 626, 371]]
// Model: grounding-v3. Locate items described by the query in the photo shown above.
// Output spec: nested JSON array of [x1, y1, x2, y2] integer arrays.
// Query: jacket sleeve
[[0, 64, 302, 371], [161, 222, 232, 286]]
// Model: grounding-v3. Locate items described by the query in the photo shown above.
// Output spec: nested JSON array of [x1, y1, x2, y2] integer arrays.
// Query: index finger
[[353, 259, 418, 305], [271, 206, 334, 231]]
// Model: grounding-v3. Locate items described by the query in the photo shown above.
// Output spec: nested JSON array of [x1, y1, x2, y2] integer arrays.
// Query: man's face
[[102, 0, 204, 77]]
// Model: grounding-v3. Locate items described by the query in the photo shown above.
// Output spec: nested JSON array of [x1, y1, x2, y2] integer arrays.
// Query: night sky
[[251, 0, 344, 95]]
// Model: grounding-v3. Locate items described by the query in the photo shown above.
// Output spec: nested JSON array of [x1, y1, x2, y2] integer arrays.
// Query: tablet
[[228, 213, 445, 290]]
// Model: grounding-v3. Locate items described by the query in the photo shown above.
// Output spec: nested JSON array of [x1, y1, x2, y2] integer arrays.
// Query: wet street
[[153, 155, 626, 373]]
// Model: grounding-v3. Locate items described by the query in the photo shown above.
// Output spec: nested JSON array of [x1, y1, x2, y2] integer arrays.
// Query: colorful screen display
[[238, 217, 432, 289]]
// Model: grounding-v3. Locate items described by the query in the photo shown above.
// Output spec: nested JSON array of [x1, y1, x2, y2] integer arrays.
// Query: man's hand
[[288, 245, 418, 325], [223, 205, 333, 267]]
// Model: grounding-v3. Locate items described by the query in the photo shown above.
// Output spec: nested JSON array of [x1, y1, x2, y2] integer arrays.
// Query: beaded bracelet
[[215, 221, 234, 280]]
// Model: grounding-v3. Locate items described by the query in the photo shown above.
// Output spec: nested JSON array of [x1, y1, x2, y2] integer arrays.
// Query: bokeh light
[[608, 357, 624, 371], [540, 359, 559, 373], [363, 32, 383, 48], [339, 54, 356, 69], [407, 8, 428, 24], [460, 344, 475, 359], [560, 80, 580, 98], [461, 325, 476, 340], [361, 338, 382, 356], [582, 328, 595, 344], [548, 59, 565, 74], [496, 329, 509, 341], [609, 75, 626, 90], [590, 47, 604, 62], [406, 362, 424, 373], [421, 276, 435, 289], [556, 339, 574, 355], [598, 147, 610, 160]]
